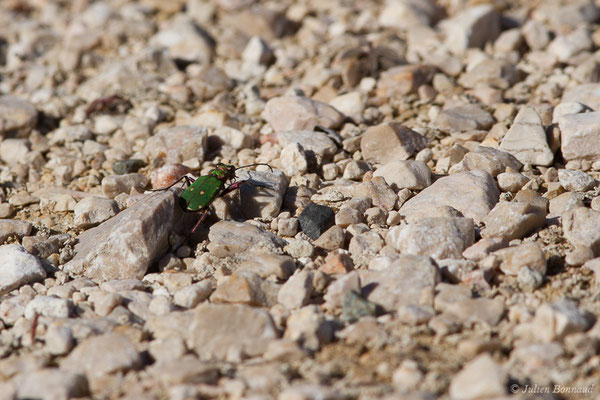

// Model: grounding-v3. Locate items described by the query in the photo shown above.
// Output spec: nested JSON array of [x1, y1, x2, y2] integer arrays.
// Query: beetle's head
[[211, 163, 236, 180]]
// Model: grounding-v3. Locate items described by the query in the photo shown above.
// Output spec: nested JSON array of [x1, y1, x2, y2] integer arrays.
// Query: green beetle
[[152, 162, 272, 232]]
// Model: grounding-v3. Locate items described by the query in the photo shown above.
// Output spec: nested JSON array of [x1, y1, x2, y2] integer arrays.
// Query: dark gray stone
[[298, 202, 336, 240]]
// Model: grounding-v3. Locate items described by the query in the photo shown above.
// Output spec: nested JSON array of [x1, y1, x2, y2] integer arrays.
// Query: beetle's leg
[[148, 175, 194, 192], [221, 180, 274, 196], [191, 209, 210, 234], [220, 180, 247, 196]]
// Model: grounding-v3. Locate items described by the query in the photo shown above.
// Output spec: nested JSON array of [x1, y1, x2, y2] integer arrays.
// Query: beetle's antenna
[[236, 163, 273, 172]]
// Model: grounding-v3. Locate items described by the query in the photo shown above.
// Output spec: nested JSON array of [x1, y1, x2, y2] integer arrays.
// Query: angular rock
[[73, 196, 120, 228], [493, 241, 547, 276], [359, 255, 440, 311], [112, 159, 145, 175], [388, 217, 475, 260], [563, 206, 600, 246], [373, 160, 431, 191], [173, 282, 212, 309], [276, 130, 338, 161], [101, 173, 148, 198], [323, 271, 360, 310], [150, 15, 214, 64], [361, 122, 429, 164], [449, 353, 507, 399], [207, 220, 286, 257], [284, 305, 333, 351], [0, 244, 46, 295], [481, 201, 546, 240], [499, 106, 554, 166], [143, 125, 208, 164], [522, 19, 550, 50], [497, 172, 529, 193], [457, 146, 523, 177], [559, 111, 600, 162], [277, 270, 313, 309], [189, 304, 278, 360], [263, 96, 345, 132], [341, 291, 379, 323], [400, 170, 499, 223], [440, 4, 501, 55], [548, 27, 592, 63], [61, 332, 142, 377], [148, 355, 219, 386], [0, 138, 29, 167], [0, 219, 32, 243], [549, 192, 584, 217], [376, 64, 436, 97], [458, 59, 520, 90], [0, 95, 38, 137], [25, 296, 73, 319], [238, 254, 295, 280], [237, 168, 287, 219], [280, 142, 308, 176], [64, 190, 181, 282], [210, 270, 272, 307], [353, 176, 397, 211], [379, 0, 443, 29], [434, 104, 495, 132], [313, 225, 345, 251], [532, 299, 590, 342], [558, 169, 596, 192], [13, 369, 88, 400]]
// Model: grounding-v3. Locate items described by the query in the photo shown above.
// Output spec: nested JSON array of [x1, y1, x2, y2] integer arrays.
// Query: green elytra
[[151, 162, 273, 232]]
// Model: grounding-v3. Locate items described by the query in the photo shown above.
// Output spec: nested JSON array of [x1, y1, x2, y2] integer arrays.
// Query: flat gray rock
[[400, 170, 499, 223], [434, 104, 495, 132], [143, 125, 207, 164], [562, 207, 600, 254], [64, 190, 182, 282], [207, 220, 286, 257], [361, 122, 429, 164], [0, 220, 32, 243], [562, 83, 600, 111], [388, 217, 474, 260], [13, 368, 88, 400], [559, 111, 600, 162], [359, 255, 440, 311], [61, 332, 142, 377], [237, 169, 287, 219], [456, 146, 522, 177], [481, 201, 546, 240], [0, 244, 46, 295], [189, 304, 278, 361], [264, 96, 345, 132], [277, 130, 338, 161], [373, 160, 432, 191]]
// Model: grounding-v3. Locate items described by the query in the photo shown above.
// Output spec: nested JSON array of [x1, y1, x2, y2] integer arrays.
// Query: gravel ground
[[1, 0, 600, 399]]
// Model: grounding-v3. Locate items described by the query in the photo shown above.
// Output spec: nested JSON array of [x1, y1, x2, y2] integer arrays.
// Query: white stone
[[387, 217, 474, 260], [373, 160, 431, 191], [277, 270, 313, 309], [25, 296, 73, 319], [280, 142, 308, 176], [400, 170, 499, 223], [449, 353, 507, 399], [0, 244, 46, 295], [558, 169, 596, 192], [559, 111, 600, 162]]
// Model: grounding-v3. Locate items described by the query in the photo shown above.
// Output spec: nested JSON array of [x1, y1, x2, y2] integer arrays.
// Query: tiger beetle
[[151, 162, 273, 233]]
